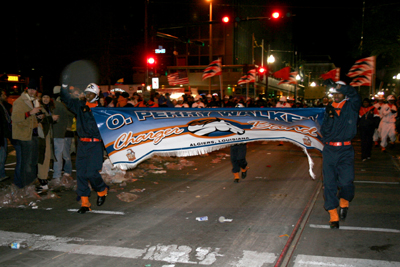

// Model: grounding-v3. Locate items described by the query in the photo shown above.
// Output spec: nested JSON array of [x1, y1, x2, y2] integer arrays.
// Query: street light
[[267, 55, 275, 64]]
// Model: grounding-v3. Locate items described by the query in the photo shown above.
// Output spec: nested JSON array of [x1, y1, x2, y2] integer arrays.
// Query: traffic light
[[147, 57, 155, 65], [222, 16, 229, 23], [258, 66, 266, 80], [147, 56, 156, 76], [271, 11, 280, 19]]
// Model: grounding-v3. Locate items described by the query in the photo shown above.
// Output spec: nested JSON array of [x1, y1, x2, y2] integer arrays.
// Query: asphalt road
[[0, 140, 399, 267]]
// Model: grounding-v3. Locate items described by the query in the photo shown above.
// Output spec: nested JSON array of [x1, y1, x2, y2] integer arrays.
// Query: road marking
[[67, 209, 125, 215], [309, 224, 400, 233], [0, 230, 223, 265], [354, 181, 399, 185], [293, 254, 400, 266], [229, 250, 276, 267]]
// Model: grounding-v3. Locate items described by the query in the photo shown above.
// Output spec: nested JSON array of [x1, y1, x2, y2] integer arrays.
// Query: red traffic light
[[222, 16, 229, 23], [272, 11, 280, 19], [147, 57, 155, 64], [258, 67, 266, 74]]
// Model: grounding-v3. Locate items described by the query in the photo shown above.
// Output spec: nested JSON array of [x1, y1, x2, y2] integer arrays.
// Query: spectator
[[192, 95, 205, 108], [0, 89, 12, 182], [164, 93, 174, 107], [116, 92, 134, 107], [52, 86, 75, 183], [11, 80, 42, 188], [175, 96, 189, 108], [37, 90, 59, 193]]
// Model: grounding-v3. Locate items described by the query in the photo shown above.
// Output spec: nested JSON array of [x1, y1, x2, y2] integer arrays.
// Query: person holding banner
[[61, 83, 109, 214], [321, 80, 361, 229], [276, 96, 291, 146]]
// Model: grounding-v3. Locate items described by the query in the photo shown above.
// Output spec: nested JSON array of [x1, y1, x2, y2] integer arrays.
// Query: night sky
[[1, 1, 397, 88]]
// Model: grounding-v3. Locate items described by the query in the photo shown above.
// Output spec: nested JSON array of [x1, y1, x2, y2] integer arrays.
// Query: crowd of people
[[1, 81, 400, 217]]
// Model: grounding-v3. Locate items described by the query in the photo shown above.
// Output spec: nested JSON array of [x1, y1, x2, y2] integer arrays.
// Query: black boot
[[339, 207, 348, 220]]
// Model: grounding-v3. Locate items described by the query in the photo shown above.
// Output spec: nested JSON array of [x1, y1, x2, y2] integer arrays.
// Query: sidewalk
[[292, 138, 400, 266]]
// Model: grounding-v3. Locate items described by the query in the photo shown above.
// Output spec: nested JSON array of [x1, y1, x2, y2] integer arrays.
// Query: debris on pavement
[[116, 192, 139, 202], [218, 216, 233, 223], [196, 216, 208, 221]]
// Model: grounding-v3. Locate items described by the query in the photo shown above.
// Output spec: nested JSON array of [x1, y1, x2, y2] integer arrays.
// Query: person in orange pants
[[230, 144, 249, 183], [61, 83, 108, 214], [321, 80, 361, 229]]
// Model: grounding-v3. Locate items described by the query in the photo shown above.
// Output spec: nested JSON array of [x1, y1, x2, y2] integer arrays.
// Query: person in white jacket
[[276, 96, 291, 108], [373, 96, 385, 146], [378, 95, 397, 151]]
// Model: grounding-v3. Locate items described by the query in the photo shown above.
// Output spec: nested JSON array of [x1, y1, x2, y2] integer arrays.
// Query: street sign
[[152, 77, 159, 89]]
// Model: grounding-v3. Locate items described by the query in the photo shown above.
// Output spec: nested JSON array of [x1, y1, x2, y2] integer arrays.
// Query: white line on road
[[354, 181, 400, 185], [309, 224, 400, 233], [229, 250, 276, 267], [0, 230, 223, 265], [293, 254, 400, 267], [67, 209, 125, 215]]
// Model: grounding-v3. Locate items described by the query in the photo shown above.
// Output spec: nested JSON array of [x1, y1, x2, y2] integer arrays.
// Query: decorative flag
[[115, 78, 124, 85], [320, 68, 340, 82], [273, 67, 291, 80], [202, 59, 222, 80], [277, 71, 298, 85], [238, 69, 256, 85], [92, 107, 325, 179], [167, 71, 189, 86], [346, 56, 376, 87]]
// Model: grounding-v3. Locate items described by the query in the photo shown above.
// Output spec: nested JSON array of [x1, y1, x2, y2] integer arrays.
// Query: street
[[1, 140, 400, 267]]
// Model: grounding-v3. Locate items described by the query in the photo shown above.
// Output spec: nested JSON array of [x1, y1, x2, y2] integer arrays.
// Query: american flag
[[202, 59, 222, 80], [278, 71, 298, 85], [167, 71, 189, 86], [238, 69, 256, 85], [320, 68, 340, 82], [347, 56, 375, 87]]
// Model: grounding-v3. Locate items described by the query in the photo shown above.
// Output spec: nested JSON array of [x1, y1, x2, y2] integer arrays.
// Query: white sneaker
[[63, 173, 71, 177], [36, 184, 49, 194]]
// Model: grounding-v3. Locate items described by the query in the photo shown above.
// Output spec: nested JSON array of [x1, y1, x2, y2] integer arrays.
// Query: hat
[[42, 89, 53, 98], [336, 81, 346, 86], [27, 80, 38, 90]]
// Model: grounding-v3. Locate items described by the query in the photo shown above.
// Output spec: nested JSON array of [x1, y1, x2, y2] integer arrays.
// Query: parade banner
[[92, 108, 325, 178]]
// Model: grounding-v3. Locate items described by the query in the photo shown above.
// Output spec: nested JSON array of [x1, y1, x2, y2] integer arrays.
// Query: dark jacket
[[0, 102, 12, 147], [52, 100, 75, 138], [321, 85, 361, 143], [358, 106, 380, 130], [60, 87, 101, 139]]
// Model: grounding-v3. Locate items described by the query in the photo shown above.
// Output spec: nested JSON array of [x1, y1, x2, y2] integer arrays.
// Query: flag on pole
[[273, 67, 297, 85], [320, 68, 340, 81], [346, 56, 376, 86], [167, 71, 189, 86], [115, 78, 124, 85], [202, 59, 222, 80], [238, 69, 256, 85], [273, 67, 291, 80], [278, 71, 298, 85]]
